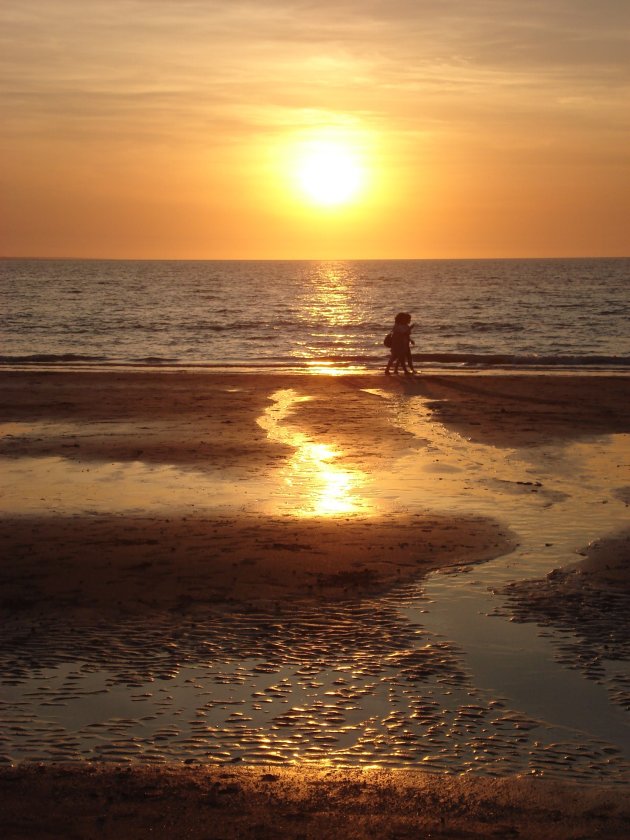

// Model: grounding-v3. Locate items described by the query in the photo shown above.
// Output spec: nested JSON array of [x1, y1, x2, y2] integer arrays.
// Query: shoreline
[[2, 361, 630, 375]]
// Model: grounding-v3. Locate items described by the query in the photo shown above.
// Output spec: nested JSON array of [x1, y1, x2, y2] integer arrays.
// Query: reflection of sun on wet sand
[[1, 370, 630, 837], [256, 388, 370, 516], [0, 373, 515, 612], [0, 369, 628, 650]]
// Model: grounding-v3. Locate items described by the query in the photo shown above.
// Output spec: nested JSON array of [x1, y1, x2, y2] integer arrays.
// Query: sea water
[[2, 258, 629, 369]]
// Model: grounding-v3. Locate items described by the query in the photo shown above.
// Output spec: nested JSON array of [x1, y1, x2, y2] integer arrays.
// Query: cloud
[[1, 0, 628, 147]]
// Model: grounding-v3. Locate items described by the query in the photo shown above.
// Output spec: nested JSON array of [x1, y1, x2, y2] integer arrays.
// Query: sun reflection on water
[[257, 389, 370, 517], [305, 361, 367, 376], [291, 263, 371, 368], [302, 263, 356, 327]]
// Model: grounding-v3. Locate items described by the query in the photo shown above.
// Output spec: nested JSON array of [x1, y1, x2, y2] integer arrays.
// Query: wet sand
[[2, 371, 627, 616], [2, 764, 630, 840], [504, 529, 630, 707], [0, 370, 518, 611], [0, 513, 511, 615], [1, 370, 629, 835]]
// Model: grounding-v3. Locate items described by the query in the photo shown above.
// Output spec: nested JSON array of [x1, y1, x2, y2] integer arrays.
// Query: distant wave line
[[2, 353, 630, 370]]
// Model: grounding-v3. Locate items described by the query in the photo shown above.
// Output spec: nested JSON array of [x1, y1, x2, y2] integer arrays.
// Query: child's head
[[395, 312, 412, 325]]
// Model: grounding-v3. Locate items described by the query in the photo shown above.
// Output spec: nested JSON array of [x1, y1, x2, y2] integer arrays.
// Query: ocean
[[2, 258, 629, 370]]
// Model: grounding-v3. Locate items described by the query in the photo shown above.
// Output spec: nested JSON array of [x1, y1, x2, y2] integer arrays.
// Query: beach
[[4, 0, 630, 830], [1, 370, 629, 837], [2, 764, 629, 839], [0, 371, 520, 612]]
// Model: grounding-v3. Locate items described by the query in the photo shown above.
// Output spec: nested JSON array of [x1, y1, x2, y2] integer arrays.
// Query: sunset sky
[[2, 1, 629, 259]]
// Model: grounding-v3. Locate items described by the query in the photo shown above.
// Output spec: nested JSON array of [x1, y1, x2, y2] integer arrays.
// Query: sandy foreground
[[1, 370, 629, 838], [2, 764, 630, 840]]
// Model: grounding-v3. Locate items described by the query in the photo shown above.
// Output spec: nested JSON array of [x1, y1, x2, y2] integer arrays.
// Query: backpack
[[384, 332, 392, 348]]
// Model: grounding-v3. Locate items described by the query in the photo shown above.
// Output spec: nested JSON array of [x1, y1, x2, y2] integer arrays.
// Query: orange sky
[[2, 1, 629, 259]]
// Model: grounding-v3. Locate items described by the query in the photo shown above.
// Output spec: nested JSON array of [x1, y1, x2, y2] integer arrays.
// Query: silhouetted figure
[[385, 312, 415, 375]]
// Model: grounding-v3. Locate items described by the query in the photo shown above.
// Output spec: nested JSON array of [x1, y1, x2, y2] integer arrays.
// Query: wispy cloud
[[2, 0, 629, 144]]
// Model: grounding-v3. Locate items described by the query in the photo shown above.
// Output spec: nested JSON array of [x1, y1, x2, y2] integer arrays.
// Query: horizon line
[[2, 254, 629, 262]]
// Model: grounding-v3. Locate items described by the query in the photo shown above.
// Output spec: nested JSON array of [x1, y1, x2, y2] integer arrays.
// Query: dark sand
[[0, 513, 512, 616], [2, 764, 629, 840], [1, 370, 629, 837]]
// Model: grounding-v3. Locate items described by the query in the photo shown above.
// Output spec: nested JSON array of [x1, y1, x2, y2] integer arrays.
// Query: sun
[[293, 138, 366, 207]]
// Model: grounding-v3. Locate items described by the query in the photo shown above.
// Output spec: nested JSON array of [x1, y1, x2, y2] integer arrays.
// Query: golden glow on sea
[[303, 262, 356, 326], [291, 263, 369, 371], [304, 363, 366, 376]]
